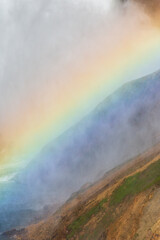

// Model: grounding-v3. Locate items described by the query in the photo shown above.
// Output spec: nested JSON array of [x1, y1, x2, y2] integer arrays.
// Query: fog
[[0, 0, 160, 233], [0, 0, 159, 147]]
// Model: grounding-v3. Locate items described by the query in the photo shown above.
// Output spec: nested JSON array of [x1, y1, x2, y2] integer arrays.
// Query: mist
[[0, 0, 160, 147], [0, 0, 160, 233]]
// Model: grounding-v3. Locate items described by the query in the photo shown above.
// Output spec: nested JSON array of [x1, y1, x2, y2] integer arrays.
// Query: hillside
[[13, 70, 160, 206], [13, 142, 160, 240], [1, 70, 160, 234]]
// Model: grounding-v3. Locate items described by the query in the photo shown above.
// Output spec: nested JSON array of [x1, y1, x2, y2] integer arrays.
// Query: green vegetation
[[67, 159, 160, 239], [110, 159, 160, 206], [67, 198, 108, 239], [133, 233, 139, 239], [86, 208, 115, 240]]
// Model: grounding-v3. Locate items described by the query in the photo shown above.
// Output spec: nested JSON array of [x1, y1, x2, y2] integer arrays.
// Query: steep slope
[[15, 142, 160, 240], [1, 70, 160, 233], [17, 70, 160, 204]]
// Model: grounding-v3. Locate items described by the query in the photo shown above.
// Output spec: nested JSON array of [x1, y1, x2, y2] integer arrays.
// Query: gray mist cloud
[[0, 0, 159, 142], [0, 0, 160, 233]]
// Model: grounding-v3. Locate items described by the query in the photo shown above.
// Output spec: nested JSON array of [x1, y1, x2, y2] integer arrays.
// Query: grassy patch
[[110, 159, 160, 206], [67, 198, 108, 239], [133, 233, 139, 239], [67, 159, 160, 239], [87, 208, 115, 240]]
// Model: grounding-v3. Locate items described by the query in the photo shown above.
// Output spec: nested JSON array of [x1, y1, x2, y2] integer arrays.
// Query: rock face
[[16, 142, 160, 240], [121, 0, 160, 24], [2, 228, 26, 238], [135, 0, 160, 13]]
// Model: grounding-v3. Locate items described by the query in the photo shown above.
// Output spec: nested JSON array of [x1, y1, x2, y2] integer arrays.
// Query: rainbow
[[0, 21, 160, 182]]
